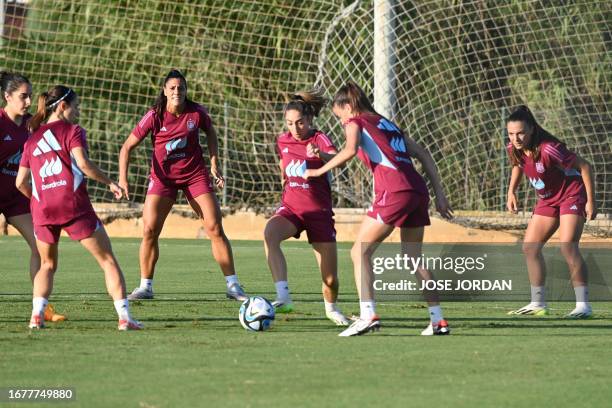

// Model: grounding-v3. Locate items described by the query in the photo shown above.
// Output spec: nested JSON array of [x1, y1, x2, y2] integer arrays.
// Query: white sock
[[324, 301, 338, 314], [359, 300, 376, 320], [140, 278, 153, 291], [275, 281, 291, 302], [428, 305, 443, 324], [114, 299, 131, 321], [530, 285, 546, 306], [32, 297, 48, 316], [574, 286, 589, 304], [225, 274, 239, 288]]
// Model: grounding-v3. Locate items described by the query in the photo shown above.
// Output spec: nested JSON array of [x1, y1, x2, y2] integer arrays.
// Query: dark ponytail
[[28, 85, 76, 132], [0, 71, 31, 102], [332, 81, 376, 115], [506, 105, 562, 165], [153, 69, 191, 129], [284, 89, 327, 119]]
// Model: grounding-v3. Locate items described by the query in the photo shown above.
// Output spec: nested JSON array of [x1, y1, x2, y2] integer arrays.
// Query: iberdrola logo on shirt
[[165, 137, 187, 155], [529, 177, 545, 190], [285, 160, 307, 178]]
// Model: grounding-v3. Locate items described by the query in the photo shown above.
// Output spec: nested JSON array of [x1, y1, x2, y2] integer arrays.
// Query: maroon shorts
[[34, 212, 102, 244], [367, 190, 431, 228], [147, 171, 213, 201], [275, 206, 336, 243], [0, 190, 30, 219], [533, 194, 587, 218]]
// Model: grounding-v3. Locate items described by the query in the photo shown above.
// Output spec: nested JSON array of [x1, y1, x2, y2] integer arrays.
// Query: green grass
[[1, 236, 611, 408]]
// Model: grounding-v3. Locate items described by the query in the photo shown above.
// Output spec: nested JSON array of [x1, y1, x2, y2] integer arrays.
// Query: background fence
[[1, 0, 610, 235]]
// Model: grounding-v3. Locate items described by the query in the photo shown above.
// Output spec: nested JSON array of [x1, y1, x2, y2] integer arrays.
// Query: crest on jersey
[[535, 162, 545, 173], [187, 119, 196, 130]]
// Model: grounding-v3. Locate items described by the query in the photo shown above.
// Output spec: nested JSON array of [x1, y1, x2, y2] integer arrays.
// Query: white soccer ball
[[239, 296, 275, 332]]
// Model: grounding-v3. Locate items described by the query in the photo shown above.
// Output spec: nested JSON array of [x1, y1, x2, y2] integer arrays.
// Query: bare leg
[[139, 194, 175, 279], [558, 214, 587, 287], [189, 192, 236, 276], [522, 215, 559, 287], [33, 240, 59, 299], [80, 227, 126, 301], [7, 213, 40, 281], [400, 227, 441, 305], [263, 216, 298, 282], [312, 242, 339, 303], [350, 217, 395, 301]]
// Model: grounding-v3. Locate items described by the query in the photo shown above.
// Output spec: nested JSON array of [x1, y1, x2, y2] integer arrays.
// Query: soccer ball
[[239, 296, 275, 332]]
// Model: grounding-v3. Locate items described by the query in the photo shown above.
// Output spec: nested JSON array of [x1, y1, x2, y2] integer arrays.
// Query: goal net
[[1, 0, 609, 236]]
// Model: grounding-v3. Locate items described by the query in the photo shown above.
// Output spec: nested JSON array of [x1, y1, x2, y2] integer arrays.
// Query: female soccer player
[[303, 82, 453, 336], [506, 105, 596, 318], [265, 91, 349, 326], [15, 85, 142, 330], [119, 70, 246, 301], [1, 71, 65, 322]]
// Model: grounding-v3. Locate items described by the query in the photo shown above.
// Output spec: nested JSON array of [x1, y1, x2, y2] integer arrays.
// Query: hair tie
[[47, 88, 72, 109]]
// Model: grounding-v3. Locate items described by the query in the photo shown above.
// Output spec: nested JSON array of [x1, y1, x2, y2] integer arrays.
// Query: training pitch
[[1, 237, 611, 407]]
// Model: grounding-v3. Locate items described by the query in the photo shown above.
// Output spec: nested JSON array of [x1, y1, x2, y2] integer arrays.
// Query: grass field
[[1, 236, 611, 408]]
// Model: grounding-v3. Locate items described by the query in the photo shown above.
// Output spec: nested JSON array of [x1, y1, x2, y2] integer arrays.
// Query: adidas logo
[[33, 130, 61, 157], [285, 160, 306, 177], [282, 147, 289, 153], [160, 126, 167, 132], [39, 156, 63, 180], [3, 135, 12, 141], [570, 205, 578, 211]]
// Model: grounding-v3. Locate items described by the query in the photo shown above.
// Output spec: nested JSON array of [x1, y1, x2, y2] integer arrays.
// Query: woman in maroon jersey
[[119, 70, 247, 301], [506, 105, 596, 318], [304, 82, 453, 337], [15, 85, 142, 330], [265, 90, 349, 326], [0, 71, 65, 322]]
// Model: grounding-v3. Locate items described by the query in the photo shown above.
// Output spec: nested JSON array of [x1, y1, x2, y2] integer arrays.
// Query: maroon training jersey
[[20, 121, 95, 225], [507, 140, 586, 204], [277, 130, 336, 213], [0, 109, 30, 199], [346, 113, 428, 195], [132, 102, 212, 184]]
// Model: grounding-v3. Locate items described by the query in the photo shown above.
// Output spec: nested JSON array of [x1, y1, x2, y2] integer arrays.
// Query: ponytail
[[284, 89, 327, 118], [28, 85, 76, 132], [332, 81, 376, 115], [506, 105, 562, 165]]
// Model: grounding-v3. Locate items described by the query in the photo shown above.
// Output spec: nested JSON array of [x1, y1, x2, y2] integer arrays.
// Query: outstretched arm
[[303, 122, 360, 179], [72, 147, 124, 200], [404, 136, 453, 219], [307, 142, 338, 163]]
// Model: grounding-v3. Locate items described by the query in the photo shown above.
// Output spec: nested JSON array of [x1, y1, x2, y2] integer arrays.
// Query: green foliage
[[1, 1, 609, 230]]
